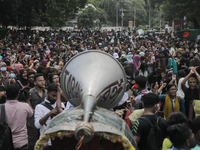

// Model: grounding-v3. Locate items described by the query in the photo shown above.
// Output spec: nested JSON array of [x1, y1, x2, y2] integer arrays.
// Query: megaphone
[[60, 50, 127, 142], [61, 50, 127, 109]]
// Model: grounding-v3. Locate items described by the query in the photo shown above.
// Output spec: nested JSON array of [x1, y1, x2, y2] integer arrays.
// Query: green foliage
[[0, 0, 87, 28], [136, 25, 149, 31], [149, 0, 200, 28], [78, 6, 98, 28], [0, 0, 17, 27], [123, 0, 147, 27], [44, 0, 87, 27]]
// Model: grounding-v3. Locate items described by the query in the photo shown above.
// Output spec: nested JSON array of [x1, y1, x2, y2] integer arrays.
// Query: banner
[[129, 21, 133, 27], [174, 20, 182, 31]]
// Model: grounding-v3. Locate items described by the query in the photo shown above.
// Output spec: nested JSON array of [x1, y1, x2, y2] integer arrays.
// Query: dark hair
[[34, 73, 44, 81], [177, 70, 186, 78], [47, 83, 58, 93], [33, 62, 39, 67], [140, 56, 145, 61], [167, 123, 192, 147], [194, 53, 199, 57], [27, 71, 35, 78], [135, 75, 147, 89], [49, 73, 58, 83], [167, 112, 188, 126], [11, 69, 18, 75], [167, 83, 176, 91], [5, 84, 20, 99], [181, 53, 187, 58], [37, 65, 45, 73], [191, 116, 200, 134], [140, 62, 147, 72], [142, 93, 159, 108]]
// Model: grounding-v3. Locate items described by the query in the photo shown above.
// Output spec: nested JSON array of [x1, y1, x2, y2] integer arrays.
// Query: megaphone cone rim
[[60, 50, 127, 109]]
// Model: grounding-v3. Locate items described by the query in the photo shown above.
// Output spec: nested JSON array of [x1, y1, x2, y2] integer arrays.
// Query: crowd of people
[[0, 28, 200, 150]]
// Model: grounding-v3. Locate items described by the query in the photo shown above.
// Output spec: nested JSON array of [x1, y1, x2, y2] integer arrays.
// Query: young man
[[191, 116, 200, 150], [27, 73, 47, 150], [133, 75, 149, 110], [132, 93, 167, 150], [168, 123, 196, 150], [34, 83, 65, 148], [2, 84, 33, 150]]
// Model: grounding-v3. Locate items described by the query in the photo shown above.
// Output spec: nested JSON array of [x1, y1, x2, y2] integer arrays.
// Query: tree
[[78, 5, 99, 28], [148, 0, 200, 28], [0, 0, 17, 28], [0, 0, 88, 28], [43, 0, 88, 27], [123, 0, 147, 27]]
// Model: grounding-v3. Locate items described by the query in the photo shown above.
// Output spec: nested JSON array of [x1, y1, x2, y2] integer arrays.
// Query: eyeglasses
[[169, 88, 177, 91], [53, 77, 59, 80]]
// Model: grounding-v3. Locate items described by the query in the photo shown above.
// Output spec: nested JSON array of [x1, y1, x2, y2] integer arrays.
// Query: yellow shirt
[[162, 138, 172, 150]]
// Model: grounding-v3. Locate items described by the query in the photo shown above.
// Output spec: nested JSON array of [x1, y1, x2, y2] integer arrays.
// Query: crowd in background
[[1, 28, 200, 150]]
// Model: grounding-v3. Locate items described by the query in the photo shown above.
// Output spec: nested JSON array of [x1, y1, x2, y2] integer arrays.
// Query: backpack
[[140, 116, 164, 150], [0, 104, 14, 150]]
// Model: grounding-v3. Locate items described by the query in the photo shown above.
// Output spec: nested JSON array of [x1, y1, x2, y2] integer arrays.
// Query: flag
[[177, 29, 200, 41]]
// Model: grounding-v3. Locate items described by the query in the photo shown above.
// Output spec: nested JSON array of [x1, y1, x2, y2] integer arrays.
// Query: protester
[[0, 62, 9, 86], [3, 84, 33, 150], [167, 123, 196, 150], [157, 83, 185, 120], [0, 27, 200, 150], [181, 67, 200, 120], [191, 116, 200, 150], [132, 93, 167, 150], [34, 83, 65, 148], [27, 73, 47, 150], [162, 112, 189, 150], [132, 75, 149, 110]]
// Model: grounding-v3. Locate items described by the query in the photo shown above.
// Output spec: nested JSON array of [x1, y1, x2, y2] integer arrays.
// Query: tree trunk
[[193, 18, 199, 29]]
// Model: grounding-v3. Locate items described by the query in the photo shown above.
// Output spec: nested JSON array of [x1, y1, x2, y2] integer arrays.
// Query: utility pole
[[160, 8, 162, 31], [116, 6, 118, 27], [134, 1, 136, 29], [121, 7, 124, 28], [149, 5, 150, 29]]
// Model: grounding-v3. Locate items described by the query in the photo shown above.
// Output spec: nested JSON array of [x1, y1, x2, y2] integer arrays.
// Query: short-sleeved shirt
[[27, 87, 47, 128], [3, 100, 33, 148], [132, 114, 167, 150]]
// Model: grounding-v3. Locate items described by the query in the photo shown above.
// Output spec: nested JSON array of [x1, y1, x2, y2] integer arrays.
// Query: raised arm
[[190, 66, 200, 83], [56, 84, 63, 113], [181, 69, 194, 86], [169, 75, 176, 85], [158, 83, 167, 94]]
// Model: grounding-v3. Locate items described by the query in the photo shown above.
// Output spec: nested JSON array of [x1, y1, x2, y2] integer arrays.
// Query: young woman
[[16, 69, 28, 89], [136, 62, 148, 77], [157, 83, 185, 120], [0, 62, 9, 86]]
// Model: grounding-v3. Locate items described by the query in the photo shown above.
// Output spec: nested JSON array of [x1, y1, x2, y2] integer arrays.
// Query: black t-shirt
[[132, 114, 167, 150]]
